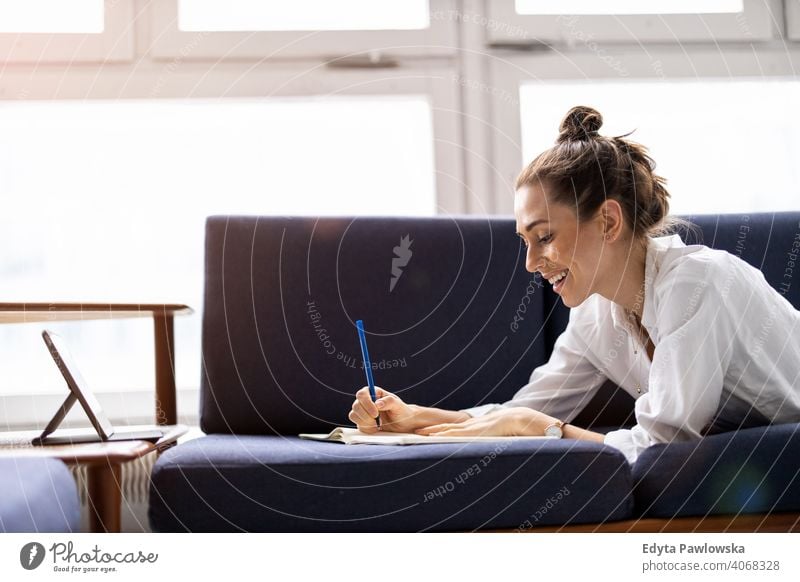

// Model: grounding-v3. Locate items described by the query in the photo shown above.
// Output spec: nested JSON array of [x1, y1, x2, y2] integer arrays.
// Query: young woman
[[348, 105, 800, 464]]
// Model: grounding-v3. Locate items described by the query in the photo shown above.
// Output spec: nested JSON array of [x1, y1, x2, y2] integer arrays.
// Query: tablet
[[32, 330, 164, 446]]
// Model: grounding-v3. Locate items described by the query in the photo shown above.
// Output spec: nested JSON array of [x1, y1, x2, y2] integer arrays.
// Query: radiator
[[68, 453, 157, 530]]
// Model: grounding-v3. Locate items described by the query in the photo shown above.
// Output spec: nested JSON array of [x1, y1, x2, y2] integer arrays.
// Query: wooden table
[[0, 302, 192, 426], [0, 424, 187, 532], [0, 302, 193, 532]]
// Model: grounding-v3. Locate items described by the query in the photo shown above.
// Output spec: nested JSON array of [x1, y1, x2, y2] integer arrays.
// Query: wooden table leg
[[86, 463, 122, 533], [154, 313, 177, 426]]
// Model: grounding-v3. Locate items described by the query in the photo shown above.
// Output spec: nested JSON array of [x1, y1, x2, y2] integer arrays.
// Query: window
[[514, 0, 744, 16], [0, 0, 103, 33], [2, 2, 797, 430], [789, 0, 800, 40], [0, 96, 438, 425], [0, 0, 133, 62], [178, 0, 430, 32], [149, 0, 456, 60], [517, 79, 800, 214], [487, 0, 775, 43]]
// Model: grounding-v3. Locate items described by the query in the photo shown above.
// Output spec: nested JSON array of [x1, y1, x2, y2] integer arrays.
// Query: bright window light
[[178, 0, 430, 32], [519, 79, 800, 215], [516, 0, 743, 15], [0, 0, 104, 33], [0, 97, 436, 396]]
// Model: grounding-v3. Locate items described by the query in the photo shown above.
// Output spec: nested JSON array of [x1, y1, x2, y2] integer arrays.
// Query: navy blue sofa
[[0, 457, 81, 533], [149, 212, 800, 532]]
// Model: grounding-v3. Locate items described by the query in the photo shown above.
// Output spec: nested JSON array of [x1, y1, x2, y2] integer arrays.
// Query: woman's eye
[[537, 234, 553, 244]]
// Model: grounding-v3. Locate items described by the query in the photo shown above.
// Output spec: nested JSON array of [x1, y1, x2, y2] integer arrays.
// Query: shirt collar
[[641, 234, 685, 330], [608, 233, 685, 333]]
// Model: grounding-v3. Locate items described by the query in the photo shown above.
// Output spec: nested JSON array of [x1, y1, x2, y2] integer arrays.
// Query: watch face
[[544, 425, 562, 438]]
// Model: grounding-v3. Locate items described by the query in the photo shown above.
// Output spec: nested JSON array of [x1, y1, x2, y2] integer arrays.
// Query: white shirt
[[461, 234, 800, 464]]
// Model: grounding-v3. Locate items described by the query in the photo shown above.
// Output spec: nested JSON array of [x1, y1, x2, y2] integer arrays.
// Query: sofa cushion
[[632, 422, 800, 518], [149, 435, 634, 532], [0, 457, 80, 533]]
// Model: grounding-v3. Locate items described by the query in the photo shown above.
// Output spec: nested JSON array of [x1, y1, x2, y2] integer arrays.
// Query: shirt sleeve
[[460, 305, 607, 421], [603, 260, 733, 464]]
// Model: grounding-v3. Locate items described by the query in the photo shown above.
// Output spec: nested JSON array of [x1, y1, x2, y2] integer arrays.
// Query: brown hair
[[516, 105, 687, 240]]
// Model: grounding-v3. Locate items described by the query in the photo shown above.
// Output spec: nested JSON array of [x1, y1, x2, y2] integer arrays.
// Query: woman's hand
[[415, 406, 556, 437], [349, 386, 422, 434]]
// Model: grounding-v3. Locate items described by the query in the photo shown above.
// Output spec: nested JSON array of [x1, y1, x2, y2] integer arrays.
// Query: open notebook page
[[298, 426, 554, 445]]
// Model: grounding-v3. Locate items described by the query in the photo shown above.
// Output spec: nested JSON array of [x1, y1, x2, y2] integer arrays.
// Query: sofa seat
[[633, 422, 800, 518], [0, 457, 80, 533], [149, 434, 634, 532]]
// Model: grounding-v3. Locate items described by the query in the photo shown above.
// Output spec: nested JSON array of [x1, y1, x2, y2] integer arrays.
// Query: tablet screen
[[42, 330, 115, 439]]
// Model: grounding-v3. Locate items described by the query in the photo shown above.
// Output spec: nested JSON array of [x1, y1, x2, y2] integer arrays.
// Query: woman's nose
[[526, 247, 543, 273], [527, 249, 558, 274]]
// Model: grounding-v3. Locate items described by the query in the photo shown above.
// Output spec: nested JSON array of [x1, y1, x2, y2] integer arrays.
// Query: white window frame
[[486, 0, 781, 44], [147, 0, 458, 61], [0, 65, 464, 430], [0, 0, 134, 64], [0, 64, 464, 215], [488, 46, 800, 214], [788, 0, 800, 39]]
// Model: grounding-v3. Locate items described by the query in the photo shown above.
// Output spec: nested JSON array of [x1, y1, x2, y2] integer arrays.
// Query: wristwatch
[[544, 420, 565, 438]]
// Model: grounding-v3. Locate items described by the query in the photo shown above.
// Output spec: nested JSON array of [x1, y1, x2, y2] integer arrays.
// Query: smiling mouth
[[546, 269, 569, 293]]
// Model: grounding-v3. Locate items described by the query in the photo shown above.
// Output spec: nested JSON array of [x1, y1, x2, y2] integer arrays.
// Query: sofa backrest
[[200, 212, 800, 435], [683, 211, 799, 311], [200, 216, 549, 434]]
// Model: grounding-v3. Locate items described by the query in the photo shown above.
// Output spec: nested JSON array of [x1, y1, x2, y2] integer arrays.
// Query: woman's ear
[[600, 200, 625, 241]]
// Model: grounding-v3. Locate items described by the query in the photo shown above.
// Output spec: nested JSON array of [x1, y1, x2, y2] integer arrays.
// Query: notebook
[[298, 426, 554, 445]]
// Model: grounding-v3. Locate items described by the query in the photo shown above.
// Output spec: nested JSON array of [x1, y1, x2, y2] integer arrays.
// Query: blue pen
[[356, 319, 380, 428]]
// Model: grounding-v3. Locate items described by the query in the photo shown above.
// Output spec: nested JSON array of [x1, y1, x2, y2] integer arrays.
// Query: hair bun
[[557, 105, 603, 144]]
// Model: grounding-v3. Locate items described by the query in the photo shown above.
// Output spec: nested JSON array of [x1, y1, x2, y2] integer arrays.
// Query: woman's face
[[514, 183, 609, 308]]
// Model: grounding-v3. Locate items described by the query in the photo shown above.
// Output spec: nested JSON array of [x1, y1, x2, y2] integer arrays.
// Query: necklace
[[627, 310, 644, 394], [627, 280, 648, 395]]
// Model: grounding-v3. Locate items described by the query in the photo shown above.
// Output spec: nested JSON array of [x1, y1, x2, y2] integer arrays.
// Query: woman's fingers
[[351, 400, 379, 425], [348, 407, 371, 426], [348, 409, 379, 433], [355, 387, 379, 418], [347, 408, 360, 425]]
